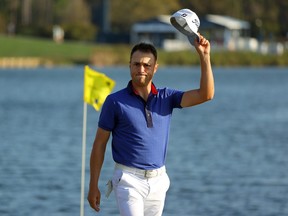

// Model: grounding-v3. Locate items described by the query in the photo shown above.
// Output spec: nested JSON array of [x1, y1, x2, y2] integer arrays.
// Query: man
[[87, 34, 214, 216]]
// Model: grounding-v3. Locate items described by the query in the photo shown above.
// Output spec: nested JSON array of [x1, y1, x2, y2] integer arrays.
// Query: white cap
[[170, 9, 200, 42]]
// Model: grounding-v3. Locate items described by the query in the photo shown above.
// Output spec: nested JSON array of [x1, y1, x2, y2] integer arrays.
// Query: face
[[129, 50, 158, 87]]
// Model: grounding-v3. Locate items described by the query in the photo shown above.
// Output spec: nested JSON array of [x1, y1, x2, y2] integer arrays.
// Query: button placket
[[145, 105, 153, 128]]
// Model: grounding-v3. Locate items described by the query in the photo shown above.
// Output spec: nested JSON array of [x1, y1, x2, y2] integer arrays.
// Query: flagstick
[[80, 102, 88, 216]]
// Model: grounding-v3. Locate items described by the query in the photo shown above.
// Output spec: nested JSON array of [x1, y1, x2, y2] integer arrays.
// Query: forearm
[[89, 142, 106, 188], [89, 128, 110, 189], [199, 53, 214, 100], [87, 128, 109, 212]]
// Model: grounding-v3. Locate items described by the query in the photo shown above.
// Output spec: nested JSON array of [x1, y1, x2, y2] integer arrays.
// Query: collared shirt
[[98, 81, 184, 169]]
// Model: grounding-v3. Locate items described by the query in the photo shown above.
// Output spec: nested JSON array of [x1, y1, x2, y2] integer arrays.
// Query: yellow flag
[[83, 65, 116, 111]]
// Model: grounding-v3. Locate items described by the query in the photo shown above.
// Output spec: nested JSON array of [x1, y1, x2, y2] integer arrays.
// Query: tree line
[[0, 0, 287, 41]]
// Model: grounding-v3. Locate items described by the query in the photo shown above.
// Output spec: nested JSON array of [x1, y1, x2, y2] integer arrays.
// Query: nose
[[140, 64, 146, 72]]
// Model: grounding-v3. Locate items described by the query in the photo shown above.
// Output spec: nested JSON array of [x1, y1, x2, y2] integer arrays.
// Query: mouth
[[136, 74, 146, 77]]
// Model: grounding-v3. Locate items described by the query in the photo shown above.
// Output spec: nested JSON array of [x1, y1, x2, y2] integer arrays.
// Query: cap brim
[[187, 35, 200, 46]]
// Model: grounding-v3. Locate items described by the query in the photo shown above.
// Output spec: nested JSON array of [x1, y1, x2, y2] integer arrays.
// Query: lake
[[0, 66, 288, 216]]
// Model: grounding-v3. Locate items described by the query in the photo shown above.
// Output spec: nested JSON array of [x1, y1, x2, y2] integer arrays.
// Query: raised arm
[[87, 127, 111, 212], [181, 34, 214, 108]]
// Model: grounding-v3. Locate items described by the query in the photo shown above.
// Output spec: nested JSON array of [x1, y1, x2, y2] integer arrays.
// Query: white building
[[130, 15, 186, 49], [130, 14, 257, 51]]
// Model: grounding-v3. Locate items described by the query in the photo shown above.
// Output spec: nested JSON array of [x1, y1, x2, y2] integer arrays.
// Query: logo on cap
[[181, 13, 188, 18], [192, 19, 200, 28]]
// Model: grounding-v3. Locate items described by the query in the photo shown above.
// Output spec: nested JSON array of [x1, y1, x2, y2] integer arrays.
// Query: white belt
[[115, 163, 166, 178]]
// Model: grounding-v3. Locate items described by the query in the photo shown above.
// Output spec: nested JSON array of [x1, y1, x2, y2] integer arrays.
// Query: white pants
[[112, 167, 170, 216]]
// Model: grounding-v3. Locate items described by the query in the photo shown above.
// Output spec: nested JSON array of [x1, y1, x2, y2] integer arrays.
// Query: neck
[[132, 82, 151, 101]]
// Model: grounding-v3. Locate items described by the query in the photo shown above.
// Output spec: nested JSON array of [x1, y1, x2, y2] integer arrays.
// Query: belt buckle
[[144, 169, 157, 178]]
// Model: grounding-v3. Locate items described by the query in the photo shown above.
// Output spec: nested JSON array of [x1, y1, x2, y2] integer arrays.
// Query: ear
[[153, 63, 158, 74]]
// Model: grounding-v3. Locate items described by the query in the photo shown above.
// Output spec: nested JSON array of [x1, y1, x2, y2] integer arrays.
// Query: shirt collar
[[127, 80, 158, 95]]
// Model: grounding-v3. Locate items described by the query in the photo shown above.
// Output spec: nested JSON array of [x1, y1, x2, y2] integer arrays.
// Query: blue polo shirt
[[98, 81, 184, 170]]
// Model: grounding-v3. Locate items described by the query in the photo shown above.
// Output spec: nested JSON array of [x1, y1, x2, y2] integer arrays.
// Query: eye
[[132, 62, 152, 69], [133, 62, 141, 67], [143, 63, 151, 68]]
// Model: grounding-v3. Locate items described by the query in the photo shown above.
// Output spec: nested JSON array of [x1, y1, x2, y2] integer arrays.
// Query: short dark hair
[[130, 42, 157, 61]]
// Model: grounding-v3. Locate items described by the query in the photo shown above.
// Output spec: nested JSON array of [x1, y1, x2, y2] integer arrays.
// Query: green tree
[[0, 0, 287, 40], [179, 0, 243, 17], [110, 0, 180, 32], [53, 0, 97, 40]]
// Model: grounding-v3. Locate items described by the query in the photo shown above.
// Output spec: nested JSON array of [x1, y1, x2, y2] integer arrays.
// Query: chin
[[133, 78, 145, 85]]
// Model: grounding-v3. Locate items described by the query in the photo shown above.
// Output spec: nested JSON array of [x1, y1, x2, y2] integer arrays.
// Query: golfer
[[87, 31, 214, 215]]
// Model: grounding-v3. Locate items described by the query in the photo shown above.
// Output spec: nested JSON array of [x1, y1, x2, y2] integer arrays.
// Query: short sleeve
[[164, 88, 184, 109], [98, 95, 117, 131]]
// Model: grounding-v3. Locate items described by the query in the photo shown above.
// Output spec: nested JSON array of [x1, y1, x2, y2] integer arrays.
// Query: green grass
[[0, 35, 287, 66], [0, 35, 94, 64]]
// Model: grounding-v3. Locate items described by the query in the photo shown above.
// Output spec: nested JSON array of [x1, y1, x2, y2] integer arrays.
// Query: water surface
[[0, 66, 288, 216]]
